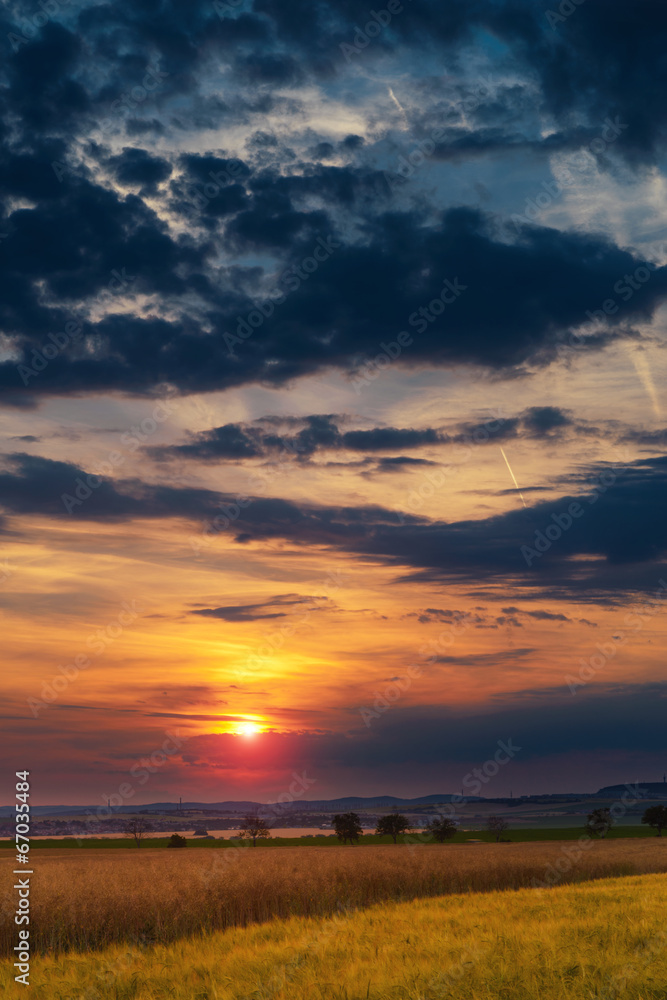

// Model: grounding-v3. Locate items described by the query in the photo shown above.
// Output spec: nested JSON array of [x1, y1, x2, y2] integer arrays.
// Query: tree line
[[121, 803, 667, 847]]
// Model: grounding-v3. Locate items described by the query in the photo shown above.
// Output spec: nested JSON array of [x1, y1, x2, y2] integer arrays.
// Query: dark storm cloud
[[404, 608, 475, 624], [341, 682, 667, 767], [3, 22, 91, 132], [343, 427, 441, 450], [620, 427, 667, 449], [0, 0, 667, 430], [503, 607, 566, 622], [500, 607, 598, 626], [397, 122, 616, 169], [180, 682, 667, 776], [449, 407, 577, 447], [214, 453, 667, 600], [373, 457, 667, 593], [191, 593, 324, 623], [1, 7, 663, 392], [374, 456, 435, 470], [148, 406, 614, 467], [0, 169, 209, 316], [234, 53, 305, 88], [106, 148, 172, 194], [0, 453, 414, 537], [3, 451, 667, 602], [1, 0, 664, 193], [4, 0, 662, 141], [514, 0, 667, 165], [194, 606, 288, 622], [521, 406, 572, 436], [0, 453, 150, 520], [170, 153, 252, 224], [3, 0, 667, 410], [165, 423, 264, 460], [3, 202, 662, 405], [434, 648, 537, 669], [319, 455, 439, 475], [151, 415, 449, 462], [252, 0, 667, 163]]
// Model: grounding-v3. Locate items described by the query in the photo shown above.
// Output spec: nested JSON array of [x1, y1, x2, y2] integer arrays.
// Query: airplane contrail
[[500, 447, 527, 508], [628, 348, 662, 417], [388, 87, 410, 129]]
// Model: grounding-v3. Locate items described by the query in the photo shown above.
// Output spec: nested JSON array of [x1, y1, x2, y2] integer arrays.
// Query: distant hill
[[6, 785, 666, 818], [0, 793, 481, 817], [256, 794, 484, 810], [597, 782, 667, 799]]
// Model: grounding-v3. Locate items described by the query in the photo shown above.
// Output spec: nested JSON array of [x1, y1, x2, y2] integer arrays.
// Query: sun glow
[[236, 721, 263, 737]]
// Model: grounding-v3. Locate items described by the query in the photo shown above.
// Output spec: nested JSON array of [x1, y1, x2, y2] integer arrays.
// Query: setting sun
[[236, 721, 262, 737]]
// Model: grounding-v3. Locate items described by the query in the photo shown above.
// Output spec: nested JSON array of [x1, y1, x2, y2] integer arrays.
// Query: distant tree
[[124, 817, 154, 848], [333, 812, 363, 844], [240, 814, 272, 846], [167, 833, 187, 848], [425, 816, 457, 843], [642, 804, 667, 837], [485, 816, 509, 842], [376, 812, 410, 843], [585, 807, 612, 839]]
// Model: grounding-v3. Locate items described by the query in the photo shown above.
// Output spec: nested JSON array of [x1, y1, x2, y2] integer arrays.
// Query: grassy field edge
[[0, 824, 661, 849]]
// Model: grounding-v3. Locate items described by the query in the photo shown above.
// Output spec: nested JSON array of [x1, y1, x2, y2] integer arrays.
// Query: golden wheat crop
[[2, 872, 667, 999], [1, 839, 666, 956]]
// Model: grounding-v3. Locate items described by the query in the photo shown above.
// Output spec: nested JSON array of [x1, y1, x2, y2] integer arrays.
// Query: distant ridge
[[8, 785, 667, 816], [0, 793, 482, 817], [596, 782, 667, 799]]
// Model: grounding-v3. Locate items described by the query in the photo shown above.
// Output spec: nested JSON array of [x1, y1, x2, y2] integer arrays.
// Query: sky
[[2, 0, 667, 806]]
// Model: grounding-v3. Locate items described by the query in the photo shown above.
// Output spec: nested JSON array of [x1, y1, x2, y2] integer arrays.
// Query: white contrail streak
[[628, 348, 662, 417], [500, 447, 527, 508], [388, 87, 409, 129]]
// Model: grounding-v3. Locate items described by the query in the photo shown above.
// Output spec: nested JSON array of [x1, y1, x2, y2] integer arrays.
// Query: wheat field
[[2, 839, 667, 956], [2, 872, 667, 999]]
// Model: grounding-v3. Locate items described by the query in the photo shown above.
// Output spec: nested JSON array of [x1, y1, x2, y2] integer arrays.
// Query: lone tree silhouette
[[585, 807, 612, 839], [425, 816, 457, 842], [333, 811, 363, 844], [124, 817, 154, 848], [167, 833, 187, 848], [240, 814, 272, 846], [486, 816, 509, 842], [642, 804, 667, 837], [376, 811, 410, 843]]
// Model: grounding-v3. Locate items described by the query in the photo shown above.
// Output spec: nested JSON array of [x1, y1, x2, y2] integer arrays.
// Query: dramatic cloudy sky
[[2, 0, 667, 805]]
